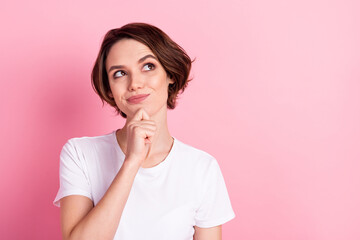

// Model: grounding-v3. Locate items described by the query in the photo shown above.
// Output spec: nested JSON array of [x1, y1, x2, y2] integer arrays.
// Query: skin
[[105, 38, 175, 168], [60, 38, 222, 240]]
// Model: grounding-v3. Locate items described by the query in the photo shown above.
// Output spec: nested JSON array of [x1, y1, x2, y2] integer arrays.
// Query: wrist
[[122, 157, 141, 171]]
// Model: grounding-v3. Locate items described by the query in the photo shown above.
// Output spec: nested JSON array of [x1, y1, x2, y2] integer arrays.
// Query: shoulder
[[173, 137, 218, 169], [62, 131, 115, 155], [67, 131, 114, 145]]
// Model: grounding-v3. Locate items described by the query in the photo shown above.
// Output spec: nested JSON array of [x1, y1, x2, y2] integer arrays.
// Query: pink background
[[1, 0, 359, 239]]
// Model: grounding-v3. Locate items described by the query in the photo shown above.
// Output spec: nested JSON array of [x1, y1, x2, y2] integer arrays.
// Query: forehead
[[106, 39, 154, 65]]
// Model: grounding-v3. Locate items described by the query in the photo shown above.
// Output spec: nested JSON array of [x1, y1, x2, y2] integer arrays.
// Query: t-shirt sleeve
[[194, 157, 236, 228], [53, 139, 93, 207]]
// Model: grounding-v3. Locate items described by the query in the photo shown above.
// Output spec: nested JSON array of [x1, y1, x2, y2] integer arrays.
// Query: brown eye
[[143, 63, 155, 71], [114, 70, 126, 78]]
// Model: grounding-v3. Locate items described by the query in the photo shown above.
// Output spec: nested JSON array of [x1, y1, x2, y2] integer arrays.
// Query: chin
[[125, 107, 153, 116]]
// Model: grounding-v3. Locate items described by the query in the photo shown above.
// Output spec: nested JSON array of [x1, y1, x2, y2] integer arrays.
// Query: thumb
[[145, 141, 152, 159]]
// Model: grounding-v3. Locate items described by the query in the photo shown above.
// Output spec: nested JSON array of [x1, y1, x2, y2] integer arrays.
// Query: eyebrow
[[108, 54, 157, 73]]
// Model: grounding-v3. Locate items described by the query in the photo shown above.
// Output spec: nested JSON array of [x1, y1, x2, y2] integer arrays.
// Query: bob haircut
[[91, 22, 194, 118]]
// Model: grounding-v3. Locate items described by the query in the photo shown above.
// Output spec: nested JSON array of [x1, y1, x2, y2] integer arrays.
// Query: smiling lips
[[127, 94, 150, 104]]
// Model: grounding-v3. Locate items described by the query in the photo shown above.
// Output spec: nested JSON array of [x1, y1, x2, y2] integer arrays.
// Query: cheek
[[109, 81, 124, 96], [108, 84, 125, 105], [152, 73, 168, 89], [157, 80, 170, 97]]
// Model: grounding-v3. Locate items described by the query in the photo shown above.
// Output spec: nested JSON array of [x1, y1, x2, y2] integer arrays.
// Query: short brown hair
[[91, 22, 195, 118]]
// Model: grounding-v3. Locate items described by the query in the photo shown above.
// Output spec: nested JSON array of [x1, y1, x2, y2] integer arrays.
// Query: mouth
[[127, 94, 150, 104]]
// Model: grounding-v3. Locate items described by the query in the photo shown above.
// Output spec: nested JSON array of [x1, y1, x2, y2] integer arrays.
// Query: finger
[[132, 124, 155, 139], [140, 128, 156, 142], [129, 119, 154, 125], [131, 108, 150, 122], [131, 108, 144, 122], [134, 120, 156, 125], [130, 122, 156, 128], [140, 108, 150, 120]]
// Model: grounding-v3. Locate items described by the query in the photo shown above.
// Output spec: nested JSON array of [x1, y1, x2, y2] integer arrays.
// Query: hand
[[124, 108, 156, 167]]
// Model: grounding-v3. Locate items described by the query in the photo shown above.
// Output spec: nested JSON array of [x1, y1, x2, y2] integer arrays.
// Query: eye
[[113, 70, 126, 79], [143, 63, 155, 71]]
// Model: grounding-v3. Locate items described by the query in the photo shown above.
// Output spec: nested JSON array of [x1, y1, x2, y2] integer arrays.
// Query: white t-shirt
[[53, 130, 235, 240]]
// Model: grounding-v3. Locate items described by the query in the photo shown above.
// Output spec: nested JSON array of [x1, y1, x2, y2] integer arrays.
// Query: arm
[[193, 225, 222, 240], [60, 159, 140, 240], [59, 108, 157, 240]]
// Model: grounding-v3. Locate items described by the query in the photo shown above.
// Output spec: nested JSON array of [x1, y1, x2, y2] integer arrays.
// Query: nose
[[128, 72, 145, 91]]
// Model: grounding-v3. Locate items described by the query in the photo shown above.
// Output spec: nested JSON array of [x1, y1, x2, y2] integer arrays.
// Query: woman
[[53, 22, 235, 240]]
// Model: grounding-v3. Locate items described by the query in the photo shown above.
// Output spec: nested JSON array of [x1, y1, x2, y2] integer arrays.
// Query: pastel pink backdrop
[[1, 0, 359, 239]]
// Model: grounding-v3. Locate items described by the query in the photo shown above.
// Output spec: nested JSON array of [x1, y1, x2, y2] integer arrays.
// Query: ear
[[108, 91, 113, 98], [167, 76, 175, 85]]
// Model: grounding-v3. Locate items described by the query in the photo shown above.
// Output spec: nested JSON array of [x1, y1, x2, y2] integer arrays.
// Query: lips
[[127, 94, 150, 104]]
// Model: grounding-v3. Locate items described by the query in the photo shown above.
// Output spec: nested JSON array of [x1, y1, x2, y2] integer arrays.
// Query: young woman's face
[[106, 38, 174, 118]]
